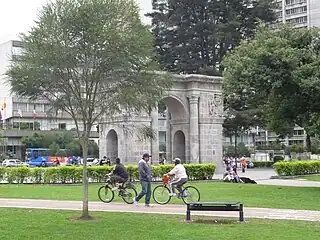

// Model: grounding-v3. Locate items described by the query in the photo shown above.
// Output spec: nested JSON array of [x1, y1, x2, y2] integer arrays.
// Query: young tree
[[7, 0, 171, 219]]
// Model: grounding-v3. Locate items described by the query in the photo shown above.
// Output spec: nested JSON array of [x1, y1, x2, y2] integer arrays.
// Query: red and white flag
[[33, 109, 37, 119]]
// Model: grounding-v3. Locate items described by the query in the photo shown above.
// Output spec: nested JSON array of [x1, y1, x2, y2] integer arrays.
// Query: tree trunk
[[234, 129, 238, 158], [80, 135, 91, 220], [306, 134, 311, 152]]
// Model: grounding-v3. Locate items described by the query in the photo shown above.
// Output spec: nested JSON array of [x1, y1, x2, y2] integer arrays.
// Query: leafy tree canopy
[[223, 25, 320, 148]]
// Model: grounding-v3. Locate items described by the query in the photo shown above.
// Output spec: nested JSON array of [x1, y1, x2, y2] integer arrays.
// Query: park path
[[215, 168, 320, 187], [0, 198, 319, 222]]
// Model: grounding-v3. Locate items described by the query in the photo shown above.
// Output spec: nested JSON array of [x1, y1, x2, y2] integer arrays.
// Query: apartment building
[[276, 0, 320, 27], [223, 126, 306, 149]]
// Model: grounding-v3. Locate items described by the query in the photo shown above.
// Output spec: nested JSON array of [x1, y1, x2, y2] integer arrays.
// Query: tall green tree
[[223, 25, 320, 151], [7, 0, 171, 220], [147, 0, 276, 75]]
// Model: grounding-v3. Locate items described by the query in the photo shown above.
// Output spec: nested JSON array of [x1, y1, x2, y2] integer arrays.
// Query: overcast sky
[[0, 0, 152, 43]]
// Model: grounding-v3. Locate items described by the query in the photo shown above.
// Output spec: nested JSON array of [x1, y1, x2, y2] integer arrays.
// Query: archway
[[160, 95, 187, 121], [173, 130, 186, 163], [106, 130, 118, 161], [158, 96, 188, 163], [99, 74, 224, 168]]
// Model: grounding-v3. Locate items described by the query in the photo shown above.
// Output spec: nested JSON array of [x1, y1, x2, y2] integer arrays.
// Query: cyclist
[[109, 157, 129, 190], [164, 158, 188, 196]]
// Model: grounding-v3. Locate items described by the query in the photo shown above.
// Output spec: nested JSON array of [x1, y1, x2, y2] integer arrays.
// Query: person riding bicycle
[[109, 157, 129, 190], [164, 158, 188, 196]]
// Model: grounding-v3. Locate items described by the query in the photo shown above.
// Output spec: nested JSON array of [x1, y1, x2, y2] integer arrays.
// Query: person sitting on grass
[[164, 158, 188, 197], [110, 157, 129, 190], [231, 171, 244, 184]]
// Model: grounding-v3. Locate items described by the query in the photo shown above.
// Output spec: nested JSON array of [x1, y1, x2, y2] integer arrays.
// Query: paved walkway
[[256, 179, 320, 187], [0, 198, 319, 222], [215, 168, 320, 187]]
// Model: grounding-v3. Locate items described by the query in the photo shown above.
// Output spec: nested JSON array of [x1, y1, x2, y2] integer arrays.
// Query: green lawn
[[0, 182, 319, 210], [0, 208, 319, 240], [294, 175, 320, 182]]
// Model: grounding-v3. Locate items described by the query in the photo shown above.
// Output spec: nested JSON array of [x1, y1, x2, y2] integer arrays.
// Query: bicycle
[[152, 175, 200, 205], [97, 174, 137, 204]]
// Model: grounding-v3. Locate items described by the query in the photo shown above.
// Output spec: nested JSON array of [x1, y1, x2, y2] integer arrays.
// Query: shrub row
[[274, 160, 320, 176], [253, 161, 274, 168], [0, 164, 216, 184]]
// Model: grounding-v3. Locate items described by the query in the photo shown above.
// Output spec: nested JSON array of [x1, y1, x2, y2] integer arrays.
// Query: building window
[[58, 123, 66, 130], [293, 130, 304, 136], [35, 104, 43, 112], [286, 16, 307, 24], [16, 103, 27, 111], [286, 0, 307, 5], [285, 6, 307, 16], [12, 122, 20, 129]]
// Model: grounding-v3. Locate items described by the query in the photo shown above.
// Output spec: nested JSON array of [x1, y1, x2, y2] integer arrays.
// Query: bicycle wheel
[[98, 185, 114, 203], [152, 185, 171, 205], [181, 186, 200, 204], [121, 186, 138, 204]]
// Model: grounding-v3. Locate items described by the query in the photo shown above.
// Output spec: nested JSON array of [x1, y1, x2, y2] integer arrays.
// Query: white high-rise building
[[276, 0, 320, 27]]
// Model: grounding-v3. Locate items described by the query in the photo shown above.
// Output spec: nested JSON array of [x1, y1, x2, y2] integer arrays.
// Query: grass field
[[294, 175, 320, 182], [0, 182, 319, 210], [0, 208, 319, 240]]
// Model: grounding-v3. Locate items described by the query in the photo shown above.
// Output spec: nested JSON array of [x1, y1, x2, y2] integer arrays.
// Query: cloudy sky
[[0, 0, 152, 43]]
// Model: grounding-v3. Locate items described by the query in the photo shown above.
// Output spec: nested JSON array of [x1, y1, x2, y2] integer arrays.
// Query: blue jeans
[[135, 180, 151, 204]]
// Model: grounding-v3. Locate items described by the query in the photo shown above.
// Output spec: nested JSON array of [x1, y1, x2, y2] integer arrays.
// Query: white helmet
[[173, 158, 181, 164]]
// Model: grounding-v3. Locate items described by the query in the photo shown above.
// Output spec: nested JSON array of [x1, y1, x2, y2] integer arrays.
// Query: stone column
[[165, 108, 172, 163], [189, 94, 200, 164], [151, 108, 159, 164]]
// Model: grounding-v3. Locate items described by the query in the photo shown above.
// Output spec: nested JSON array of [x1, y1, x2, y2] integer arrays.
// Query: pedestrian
[[133, 153, 153, 207], [241, 156, 247, 173]]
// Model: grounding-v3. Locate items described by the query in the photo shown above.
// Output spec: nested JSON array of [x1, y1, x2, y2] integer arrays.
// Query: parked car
[[246, 160, 254, 169], [21, 162, 29, 167], [2, 159, 22, 167]]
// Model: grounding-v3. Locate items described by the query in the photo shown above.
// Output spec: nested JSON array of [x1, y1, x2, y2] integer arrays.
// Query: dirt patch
[[67, 215, 101, 222]]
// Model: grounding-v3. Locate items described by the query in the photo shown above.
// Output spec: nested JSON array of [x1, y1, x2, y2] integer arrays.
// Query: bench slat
[[189, 201, 240, 206]]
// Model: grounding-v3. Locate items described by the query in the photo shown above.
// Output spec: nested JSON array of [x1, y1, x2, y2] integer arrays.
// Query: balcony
[[0, 129, 99, 138], [12, 110, 74, 120]]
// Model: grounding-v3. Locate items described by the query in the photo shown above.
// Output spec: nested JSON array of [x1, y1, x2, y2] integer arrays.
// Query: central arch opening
[[173, 130, 186, 163], [158, 96, 188, 163], [106, 129, 118, 161]]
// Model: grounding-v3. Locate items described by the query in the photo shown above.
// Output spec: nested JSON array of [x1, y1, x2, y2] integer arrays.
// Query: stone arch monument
[[99, 74, 224, 172]]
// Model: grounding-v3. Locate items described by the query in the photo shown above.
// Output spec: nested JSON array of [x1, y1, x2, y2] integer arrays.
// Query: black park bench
[[186, 201, 244, 222]]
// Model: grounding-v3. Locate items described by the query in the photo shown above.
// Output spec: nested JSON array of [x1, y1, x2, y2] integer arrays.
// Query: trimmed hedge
[[253, 161, 274, 168], [274, 160, 320, 176], [0, 164, 216, 184]]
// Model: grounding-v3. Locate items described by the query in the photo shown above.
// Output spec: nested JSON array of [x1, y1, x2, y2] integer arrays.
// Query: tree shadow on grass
[[184, 217, 246, 225]]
